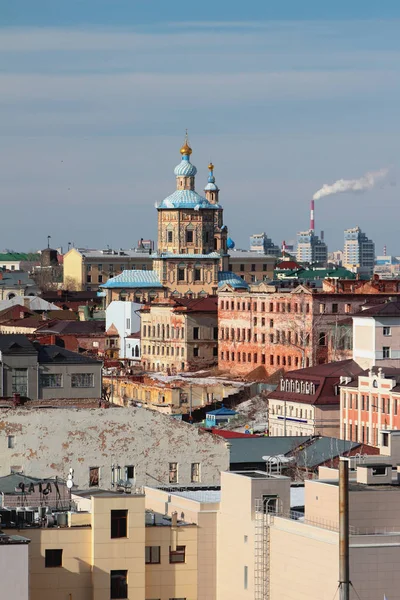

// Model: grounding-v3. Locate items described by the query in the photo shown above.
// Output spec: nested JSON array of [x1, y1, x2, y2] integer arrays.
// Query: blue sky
[[1, 1, 400, 254]]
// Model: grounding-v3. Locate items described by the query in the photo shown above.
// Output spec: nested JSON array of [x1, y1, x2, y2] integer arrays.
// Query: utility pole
[[189, 383, 193, 422], [339, 459, 350, 600]]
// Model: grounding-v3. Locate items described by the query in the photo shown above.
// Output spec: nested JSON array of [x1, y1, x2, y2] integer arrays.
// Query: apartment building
[[217, 283, 364, 377], [105, 301, 142, 362], [63, 247, 153, 291], [0, 532, 30, 600], [296, 230, 328, 265], [343, 226, 375, 277], [0, 334, 102, 399], [268, 359, 363, 437], [228, 251, 276, 283], [141, 297, 218, 373], [352, 300, 400, 369]]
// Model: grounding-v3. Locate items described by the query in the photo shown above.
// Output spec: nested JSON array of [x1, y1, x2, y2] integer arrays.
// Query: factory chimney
[[310, 199, 315, 232]]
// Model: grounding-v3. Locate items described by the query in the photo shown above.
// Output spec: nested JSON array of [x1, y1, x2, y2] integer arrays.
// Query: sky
[[1, 1, 400, 255]]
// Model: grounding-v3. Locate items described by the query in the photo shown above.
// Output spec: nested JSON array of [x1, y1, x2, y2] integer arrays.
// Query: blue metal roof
[[207, 406, 237, 416], [101, 270, 163, 289], [157, 189, 220, 210], [218, 271, 249, 289]]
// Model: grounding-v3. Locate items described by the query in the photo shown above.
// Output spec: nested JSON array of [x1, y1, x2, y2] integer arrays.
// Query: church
[[102, 135, 247, 304]]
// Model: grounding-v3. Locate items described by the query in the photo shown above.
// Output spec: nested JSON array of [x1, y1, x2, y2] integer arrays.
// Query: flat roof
[[172, 490, 221, 503]]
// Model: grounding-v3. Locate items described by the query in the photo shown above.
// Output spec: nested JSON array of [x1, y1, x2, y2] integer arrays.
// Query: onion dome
[[204, 161, 219, 191], [174, 131, 197, 176]]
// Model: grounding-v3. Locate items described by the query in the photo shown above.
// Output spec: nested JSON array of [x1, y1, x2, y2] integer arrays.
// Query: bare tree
[[32, 265, 63, 292]]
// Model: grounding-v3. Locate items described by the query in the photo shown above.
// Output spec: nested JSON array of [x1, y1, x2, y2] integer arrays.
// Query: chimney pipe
[[321, 230, 324, 241], [310, 199, 315, 232], [339, 459, 350, 600]]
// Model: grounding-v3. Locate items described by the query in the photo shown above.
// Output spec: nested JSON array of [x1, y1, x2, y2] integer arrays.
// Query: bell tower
[[204, 162, 219, 205]]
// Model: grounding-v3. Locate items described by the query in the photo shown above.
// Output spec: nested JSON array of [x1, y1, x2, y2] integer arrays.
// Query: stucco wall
[[0, 407, 229, 488], [0, 544, 29, 600]]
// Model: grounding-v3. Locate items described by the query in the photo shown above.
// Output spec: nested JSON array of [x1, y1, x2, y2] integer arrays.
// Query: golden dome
[[208, 162, 214, 171], [180, 141, 192, 156], [180, 130, 192, 156]]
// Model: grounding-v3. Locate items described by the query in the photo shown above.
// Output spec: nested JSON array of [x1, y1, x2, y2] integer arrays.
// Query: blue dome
[[204, 182, 218, 191], [174, 158, 197, 177], [227, 237, 235, 249], [157, 189, 219, 210]]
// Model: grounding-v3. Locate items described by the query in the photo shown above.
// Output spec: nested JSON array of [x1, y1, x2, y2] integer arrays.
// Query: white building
[[0, 533, 30, 600], [296, 230, 328, 265], [343, 226, 375, 277], [105, 300, 142, 361]]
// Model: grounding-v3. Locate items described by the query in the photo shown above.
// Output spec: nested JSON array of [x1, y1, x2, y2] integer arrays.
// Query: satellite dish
[[66, 479, 73, 489]]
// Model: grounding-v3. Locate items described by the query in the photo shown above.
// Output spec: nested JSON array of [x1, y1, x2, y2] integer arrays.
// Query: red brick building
[[218, 280, 400, 378]]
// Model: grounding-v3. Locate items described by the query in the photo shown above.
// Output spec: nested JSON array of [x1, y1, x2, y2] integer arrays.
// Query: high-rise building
[[343, 226, 375, 277], [249, 232, 280, 256], [296, 230, 328, 265]]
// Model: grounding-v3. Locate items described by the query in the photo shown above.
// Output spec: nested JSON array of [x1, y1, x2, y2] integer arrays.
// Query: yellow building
[[4, 490, 198, 600]]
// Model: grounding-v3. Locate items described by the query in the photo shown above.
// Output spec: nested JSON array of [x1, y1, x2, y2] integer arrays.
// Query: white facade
[[106, 300, 142, 360], [353, 315, 400, 369], [343, 226, 375, 277], [296, 230, 328, 265], [0, 541, 30, 600]]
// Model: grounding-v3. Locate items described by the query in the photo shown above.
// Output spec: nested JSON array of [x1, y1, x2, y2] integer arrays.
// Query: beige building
[[141, 296, 218, 373], [3, 490, 199, 600], [63, 247, 153, 291], [0, 533, 30, 599], [268, 360, 363, 437], [352, 300, 400, 369]]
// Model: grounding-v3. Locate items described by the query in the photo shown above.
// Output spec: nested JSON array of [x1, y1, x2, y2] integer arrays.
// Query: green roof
[[274, 267, 356, 280], [0, 252, 40, 262]]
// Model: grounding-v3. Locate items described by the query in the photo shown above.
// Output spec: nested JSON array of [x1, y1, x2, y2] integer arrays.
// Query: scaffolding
[[254, 498, 269, 600]]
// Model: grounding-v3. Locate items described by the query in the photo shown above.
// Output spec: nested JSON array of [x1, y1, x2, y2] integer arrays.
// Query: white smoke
[[313, 168, 389, 201]]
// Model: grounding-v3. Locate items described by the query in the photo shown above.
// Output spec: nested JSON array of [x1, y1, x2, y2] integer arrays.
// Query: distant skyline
[[1, 2, 399, 254]]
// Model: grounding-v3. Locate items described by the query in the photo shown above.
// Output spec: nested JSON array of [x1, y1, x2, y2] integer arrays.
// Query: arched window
[[186, 224, 195, 244]]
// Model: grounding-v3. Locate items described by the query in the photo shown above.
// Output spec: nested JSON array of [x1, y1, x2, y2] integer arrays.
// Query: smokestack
[[339, 459, 350, 600], [282, 240, 286, 257], [321, 230, 324, 241], [383, 245, 387, 256], [310, 199, 315, 232]]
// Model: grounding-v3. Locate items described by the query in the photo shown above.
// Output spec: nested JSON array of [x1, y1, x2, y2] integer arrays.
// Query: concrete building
[[227, 250, 276, 283], [0, 335, 102, 399], [0, 405, 229, 488], [63, 246, 154, 291], [296, 230, 328, 266], [105, 300, 142, 362], [352, 300, 400, 369], [268, 360, 363, 437], [249, 232, 281, 256], [141, 296, 218, 373], [343, 226, 375, 277], [0, 532, 30, 600]]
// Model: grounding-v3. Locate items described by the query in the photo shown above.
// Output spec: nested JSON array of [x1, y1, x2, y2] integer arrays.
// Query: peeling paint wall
[[0, 407, 229, 489]]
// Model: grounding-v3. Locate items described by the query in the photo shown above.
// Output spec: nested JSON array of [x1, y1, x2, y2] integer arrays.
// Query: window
[[372, 466, 387, 477], [193, 327, 199, 340], [71, 373, 94, 388], [251, 264, 256, 272], [383, 327, 391, 337], [98, 275, 103, 283], [111, 570, 128, 599], [244, 566, 248, 590], [332, 303, 338, 313], [169, 546, 186, 563], [125, 465, 135, 480], [87, 275, 92, 283], [186, 230, 194, 243], [319, 303, 326, 314], [194, 268, 201, 281], [167, 230, 173, 243], [193, 347, 199, 357], [45, 549, 62, 568], [146, 546, 161, 564], [126, 318, 131, 329], [178, 268, 185, 281], [383, 347, 391, 359], [213, 327, 218, 340], [263, 264, 267, 272], [318, 332, 327, 346], [40, 374, 62, 388], [191, 462, 200, 483], [111, 510, 128, 539], [98, 263, 103, 270], [169, 462, 178, 484], [89, 467, 99, 487], [382, 433, 389, 447], [240, 264, 245, 271], [345, 303, 351, 313], [11, 368, 28, 396]]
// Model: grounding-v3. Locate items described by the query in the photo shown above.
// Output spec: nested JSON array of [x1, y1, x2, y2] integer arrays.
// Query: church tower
[[153, 135, 227, 296]]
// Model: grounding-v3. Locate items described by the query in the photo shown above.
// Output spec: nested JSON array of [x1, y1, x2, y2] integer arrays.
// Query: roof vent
[[356, 463, 392, 485]]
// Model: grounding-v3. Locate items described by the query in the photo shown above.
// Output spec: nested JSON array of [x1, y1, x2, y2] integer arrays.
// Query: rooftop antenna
[[67, 468, 74, 510]]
